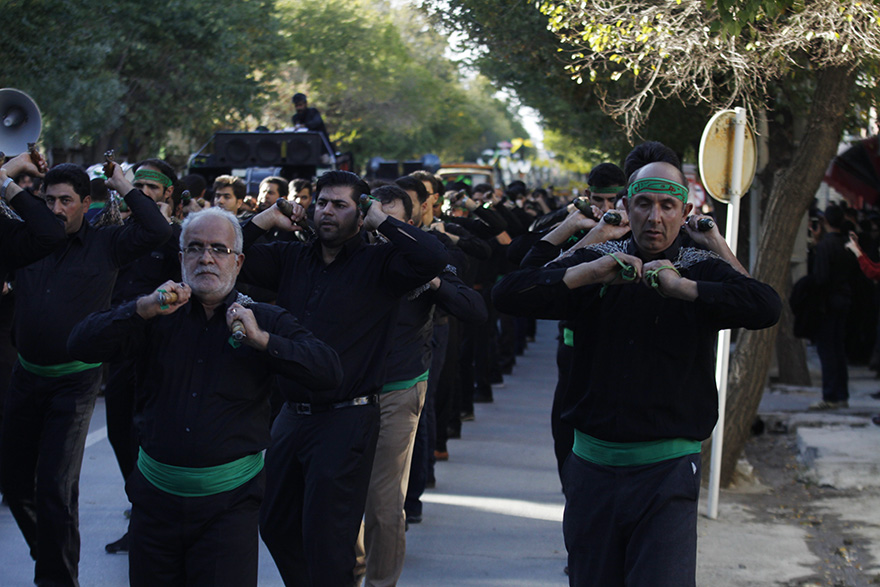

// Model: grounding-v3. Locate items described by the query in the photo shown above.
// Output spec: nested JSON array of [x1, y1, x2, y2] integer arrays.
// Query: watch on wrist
[[1, 176, 13, 201]]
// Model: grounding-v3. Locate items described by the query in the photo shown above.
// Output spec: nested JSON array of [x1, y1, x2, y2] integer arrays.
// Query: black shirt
[[492, 234, 781, 443], [384, 265, 487, 384], [0, 189, 66, 282], [810, 231, 858, 313], [240, 216, 448, 404], [112, 222, 181, 304], [14, 188, 172, 365], [292, 107, 327, 136], [67, 290, 342, 467]]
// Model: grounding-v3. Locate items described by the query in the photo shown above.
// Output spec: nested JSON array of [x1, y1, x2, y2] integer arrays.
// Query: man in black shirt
[[0, 151, 67, 453], [808, 204, 859, 409], [291, 92, 328, 138], [0, 162, 171, 587], [69, 207, 342, 587], [358, 185, 486, 585], [102, 157, 182, 554], [239, 170, 447, 585], [493, 158, 781, 587]]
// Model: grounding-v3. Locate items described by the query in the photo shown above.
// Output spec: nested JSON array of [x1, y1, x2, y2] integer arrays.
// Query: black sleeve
[[692, 261, 782, 331], [67, 300, 148, 363], [376, 217, 449, 295], [520, 239, 563, 268], [431, 270, 487, 324], [529, 208, 569, 233], [109, 189, 173, 267], [238, 221, 300, 292], [302, 109, 325, 132], [491, 248, 600, 319], [471, 207, 507, 237], [494, 205, 526, 237], [259, 306, 343, 392], [0, 189, 65, 270], [508, 232, 549, 266], [443, 223, 492, 261], [446, 208, 507, 239]]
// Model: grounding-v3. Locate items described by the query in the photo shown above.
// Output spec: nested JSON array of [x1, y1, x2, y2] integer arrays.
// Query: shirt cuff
[[265, 333, 284, 359], [541, 267, 568, 287]]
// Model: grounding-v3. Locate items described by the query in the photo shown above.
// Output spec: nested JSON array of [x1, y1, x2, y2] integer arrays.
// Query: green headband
[[589, 185, 624, 195], [627, 178, 689, 204], [133, 168, 173, 188]]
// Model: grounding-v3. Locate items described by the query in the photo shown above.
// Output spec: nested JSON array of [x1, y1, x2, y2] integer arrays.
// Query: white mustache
[[193, 269, 219, 277]]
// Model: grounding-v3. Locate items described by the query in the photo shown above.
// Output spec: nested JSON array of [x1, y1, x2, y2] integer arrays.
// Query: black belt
[[291, 394, 378, 416]]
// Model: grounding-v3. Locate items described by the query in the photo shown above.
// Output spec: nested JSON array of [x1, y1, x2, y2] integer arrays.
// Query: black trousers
[[0, 363, 101, 587], [436, 318, 462, 448], [816, 309, 850, 402], [127, 467, 264, 587], [550, 340, 575, 484], [562, 452, 700, 587], [104, 358, 138, 481], [260, 401, 380, 587]]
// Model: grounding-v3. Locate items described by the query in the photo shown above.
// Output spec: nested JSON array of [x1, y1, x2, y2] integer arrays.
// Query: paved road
[[0, 319, 569, 586]]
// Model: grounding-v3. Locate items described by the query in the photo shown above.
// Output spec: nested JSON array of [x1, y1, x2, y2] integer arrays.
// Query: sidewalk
[[1, 320, 878, 585]]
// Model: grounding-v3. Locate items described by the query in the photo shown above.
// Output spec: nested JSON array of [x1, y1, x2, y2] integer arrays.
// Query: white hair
[[179, 207, 243, 253]]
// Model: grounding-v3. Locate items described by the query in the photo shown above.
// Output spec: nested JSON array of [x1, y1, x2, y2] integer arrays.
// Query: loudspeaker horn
[[0, 88, 42, 156]]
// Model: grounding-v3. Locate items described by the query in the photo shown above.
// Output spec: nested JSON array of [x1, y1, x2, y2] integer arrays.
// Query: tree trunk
[[775, 273, 812, 386], [717, 64, 856, 487]]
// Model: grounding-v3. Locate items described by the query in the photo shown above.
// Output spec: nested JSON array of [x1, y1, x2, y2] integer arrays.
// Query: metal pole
[[707, 107, 746, 519]]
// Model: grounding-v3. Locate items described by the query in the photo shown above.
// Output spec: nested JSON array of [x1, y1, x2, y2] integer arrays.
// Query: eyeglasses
[[183, 243, 238, 257]]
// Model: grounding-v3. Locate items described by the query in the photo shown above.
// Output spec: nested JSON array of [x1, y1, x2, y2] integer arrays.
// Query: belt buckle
[[295, 403, 312, 415]]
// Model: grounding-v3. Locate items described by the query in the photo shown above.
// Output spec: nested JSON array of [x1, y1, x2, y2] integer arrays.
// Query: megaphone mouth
[[0, 88, 42, 155], [3, 105, 26, 128]]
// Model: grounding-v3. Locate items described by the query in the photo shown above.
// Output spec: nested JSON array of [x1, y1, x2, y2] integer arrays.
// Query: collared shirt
[[14, 188, 171, 365], [240, 216, 448, 404], [0, 189, 66, 282], [492, 233, 781, 443], [67, 290, 342, 468]]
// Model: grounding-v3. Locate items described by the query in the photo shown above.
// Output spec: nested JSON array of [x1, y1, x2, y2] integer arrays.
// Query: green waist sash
[[573, 430, 700, 467], [137, 447, 263, 497], [381, 369, 429, 393], [18, 354, 101, 378], [562, 327, 574, 348]]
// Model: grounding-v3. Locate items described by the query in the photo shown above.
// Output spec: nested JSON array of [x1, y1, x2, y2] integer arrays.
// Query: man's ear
[[683, 202, 694, 218]]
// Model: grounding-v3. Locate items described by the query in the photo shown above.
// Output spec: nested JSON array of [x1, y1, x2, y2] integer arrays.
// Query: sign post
[[698, 107, 756, 520]]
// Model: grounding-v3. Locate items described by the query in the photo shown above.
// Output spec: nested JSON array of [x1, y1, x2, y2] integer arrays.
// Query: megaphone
[[0, 88, 42, 156]]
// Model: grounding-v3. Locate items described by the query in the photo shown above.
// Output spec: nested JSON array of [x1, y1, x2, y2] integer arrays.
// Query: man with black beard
[[239, 171, 447, 585]]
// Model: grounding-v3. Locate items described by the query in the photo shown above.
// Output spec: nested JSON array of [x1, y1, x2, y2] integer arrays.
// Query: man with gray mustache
[[69, 207, 342, 587]]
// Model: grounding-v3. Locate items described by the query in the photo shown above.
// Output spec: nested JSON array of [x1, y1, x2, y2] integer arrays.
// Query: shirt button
[[185, 427, 191, 432], [629, 340, 634, 345], [196, 359, 204, 364], [192, 392, 197, 397]]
